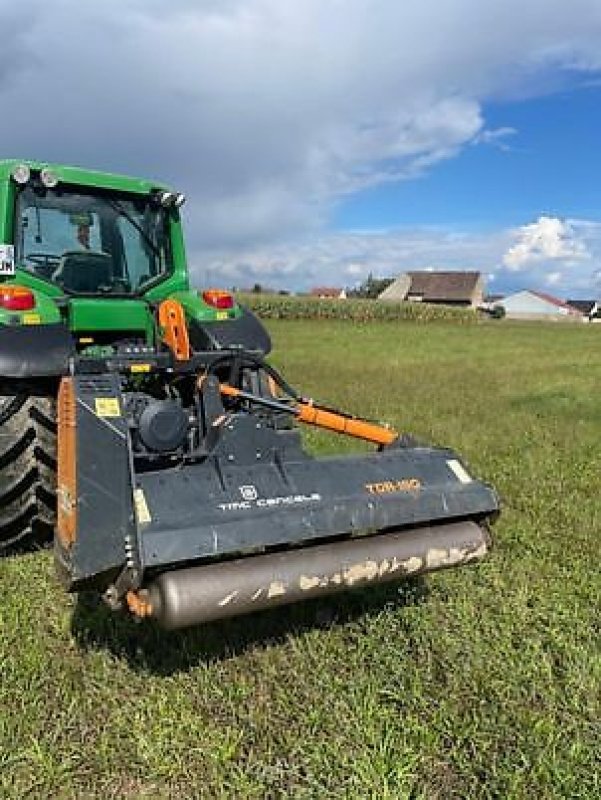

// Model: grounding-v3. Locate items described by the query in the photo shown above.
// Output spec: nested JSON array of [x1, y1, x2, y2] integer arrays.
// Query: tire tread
[[0, 393, 57, 550]]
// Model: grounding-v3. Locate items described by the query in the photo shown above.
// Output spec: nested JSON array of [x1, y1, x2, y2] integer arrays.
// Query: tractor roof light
[[151, 189, 185, 208], [0, 285, 36, 311], [159, 191, 176, 207], [202, 289, 234, 310], [11, 164, 31, 185], [40, 168, 59, 188]]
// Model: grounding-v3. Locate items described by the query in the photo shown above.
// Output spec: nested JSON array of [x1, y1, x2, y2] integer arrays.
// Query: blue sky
[[334, 85, 601, 231], [2, 1, 601, 297]]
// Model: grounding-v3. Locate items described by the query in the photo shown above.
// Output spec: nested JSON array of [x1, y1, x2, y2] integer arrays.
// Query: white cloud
[[503, 216, 590, 270], [196, 219, 601, 296], [344, 263, 365, 277], [472, 127, 517, 150], [0, 1, 600, 298], [0, 0, 600, 256], [196, 225, 507, 289], [546, 270, 563, 285]]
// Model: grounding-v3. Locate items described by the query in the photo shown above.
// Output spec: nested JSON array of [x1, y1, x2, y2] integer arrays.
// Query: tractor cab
[[0, 160, 263, 355], [13, 170, 179, 297]]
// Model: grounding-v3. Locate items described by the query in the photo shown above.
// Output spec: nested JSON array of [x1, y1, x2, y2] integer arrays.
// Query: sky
[[1, 0, 601, 297]]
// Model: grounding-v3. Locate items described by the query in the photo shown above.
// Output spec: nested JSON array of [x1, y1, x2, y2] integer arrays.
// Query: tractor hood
[[68, 298, 154, 338]]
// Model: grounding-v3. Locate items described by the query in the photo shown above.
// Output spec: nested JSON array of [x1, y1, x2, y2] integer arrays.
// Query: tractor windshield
[[14, 185, 172, 295]]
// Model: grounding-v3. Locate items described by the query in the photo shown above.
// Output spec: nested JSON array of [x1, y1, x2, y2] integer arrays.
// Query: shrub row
[[237, 293, 477, 324]]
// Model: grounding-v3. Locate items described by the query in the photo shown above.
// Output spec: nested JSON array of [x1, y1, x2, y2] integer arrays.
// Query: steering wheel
[[25, 252, 62, 278]]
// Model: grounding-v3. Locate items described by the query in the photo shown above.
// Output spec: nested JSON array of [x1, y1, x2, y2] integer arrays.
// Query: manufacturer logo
[[239, 485, 258, 501], [219, 488, 322, 512]]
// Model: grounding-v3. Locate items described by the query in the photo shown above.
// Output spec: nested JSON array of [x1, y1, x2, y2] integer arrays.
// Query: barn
[[499, 290, 584, 321], [378, 271, 484, 308]]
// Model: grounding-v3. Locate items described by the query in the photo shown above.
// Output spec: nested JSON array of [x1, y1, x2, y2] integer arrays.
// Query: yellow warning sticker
[[216, 311, 228, 320], [130, 363, 151, 374], [94, 397, 121, 417], [133, 488, 152, 525], [22, 313, 41, 325]]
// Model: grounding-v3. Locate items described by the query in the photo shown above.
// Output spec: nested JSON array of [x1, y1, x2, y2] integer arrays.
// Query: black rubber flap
[[0, 322, 73, 377]]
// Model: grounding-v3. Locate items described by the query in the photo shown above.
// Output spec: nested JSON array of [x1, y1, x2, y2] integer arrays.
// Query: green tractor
[[0, 159, 268, 552], [0, 159, 498, 630]]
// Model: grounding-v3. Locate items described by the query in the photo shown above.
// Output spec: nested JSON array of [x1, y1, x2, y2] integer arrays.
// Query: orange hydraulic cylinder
[[296, 403, 397, 445], [219, 383, 397, 446]]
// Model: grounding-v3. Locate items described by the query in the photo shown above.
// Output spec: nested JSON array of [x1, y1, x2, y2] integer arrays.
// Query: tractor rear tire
[[0, 393, 57, 551]]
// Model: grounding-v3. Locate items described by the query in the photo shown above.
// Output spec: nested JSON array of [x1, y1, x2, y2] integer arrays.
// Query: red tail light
[[0, 285, 35, 311], [202, 289, 234, 310]]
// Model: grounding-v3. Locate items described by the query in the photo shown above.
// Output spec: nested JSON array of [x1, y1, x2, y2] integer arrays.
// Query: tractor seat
[[52, 251, 113, 293]]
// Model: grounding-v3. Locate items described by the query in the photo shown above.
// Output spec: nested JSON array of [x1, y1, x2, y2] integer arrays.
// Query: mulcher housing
[[0, 159, 499, 630]]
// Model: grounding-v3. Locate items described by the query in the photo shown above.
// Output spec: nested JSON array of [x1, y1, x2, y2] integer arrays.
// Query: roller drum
[[146, 520, 489, 630]]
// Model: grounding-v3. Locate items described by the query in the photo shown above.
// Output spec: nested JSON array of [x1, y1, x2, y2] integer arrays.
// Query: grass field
[[1, 319, 600, 798]]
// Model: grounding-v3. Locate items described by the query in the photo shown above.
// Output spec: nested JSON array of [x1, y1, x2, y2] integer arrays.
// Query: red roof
[[310, 287, 342, 298], [530, 291, 582, 314]]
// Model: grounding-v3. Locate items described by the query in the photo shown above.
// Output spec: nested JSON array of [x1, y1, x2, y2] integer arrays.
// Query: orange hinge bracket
[[158, 299, 191, 361]]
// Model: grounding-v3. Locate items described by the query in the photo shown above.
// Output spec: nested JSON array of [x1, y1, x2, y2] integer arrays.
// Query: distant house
[[567, 299, 599, 318], [500, 290, 584, 321], [310, 287, 347, 299], [378, 271, 484, 308]]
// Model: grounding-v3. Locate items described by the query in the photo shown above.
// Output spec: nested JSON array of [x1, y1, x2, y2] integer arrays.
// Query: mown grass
[[1, 319, 600, 798]]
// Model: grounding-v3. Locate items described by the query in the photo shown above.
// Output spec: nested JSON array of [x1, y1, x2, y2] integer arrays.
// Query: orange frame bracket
[[158, 299, 191, 361]]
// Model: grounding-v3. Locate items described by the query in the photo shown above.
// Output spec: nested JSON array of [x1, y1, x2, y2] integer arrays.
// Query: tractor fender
[[0, 323, 74, 378], [189, 306, 272, 354]]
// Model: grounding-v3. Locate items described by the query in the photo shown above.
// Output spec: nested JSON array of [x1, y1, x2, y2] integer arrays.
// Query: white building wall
[[378, 273, 411, 302], [501, 291, 569, 317]]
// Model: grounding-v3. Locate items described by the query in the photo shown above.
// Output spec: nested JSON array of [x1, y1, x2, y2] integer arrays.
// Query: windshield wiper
[[106, 198, 162, 260]]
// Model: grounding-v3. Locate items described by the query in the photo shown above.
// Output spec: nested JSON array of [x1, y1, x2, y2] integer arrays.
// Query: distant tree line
[[347, 273, 394, 299], [240, 275, 393, 299]]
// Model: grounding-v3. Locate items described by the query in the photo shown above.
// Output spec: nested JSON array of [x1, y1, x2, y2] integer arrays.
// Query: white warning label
[[133, 488, 152, 525], [0, 244, 15, 275], [447, 459, 473, 484]]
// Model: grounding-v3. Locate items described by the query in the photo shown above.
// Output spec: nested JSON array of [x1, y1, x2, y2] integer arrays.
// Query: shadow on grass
[[70, 578, 428, 675], [0, 535, 52, 560]]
